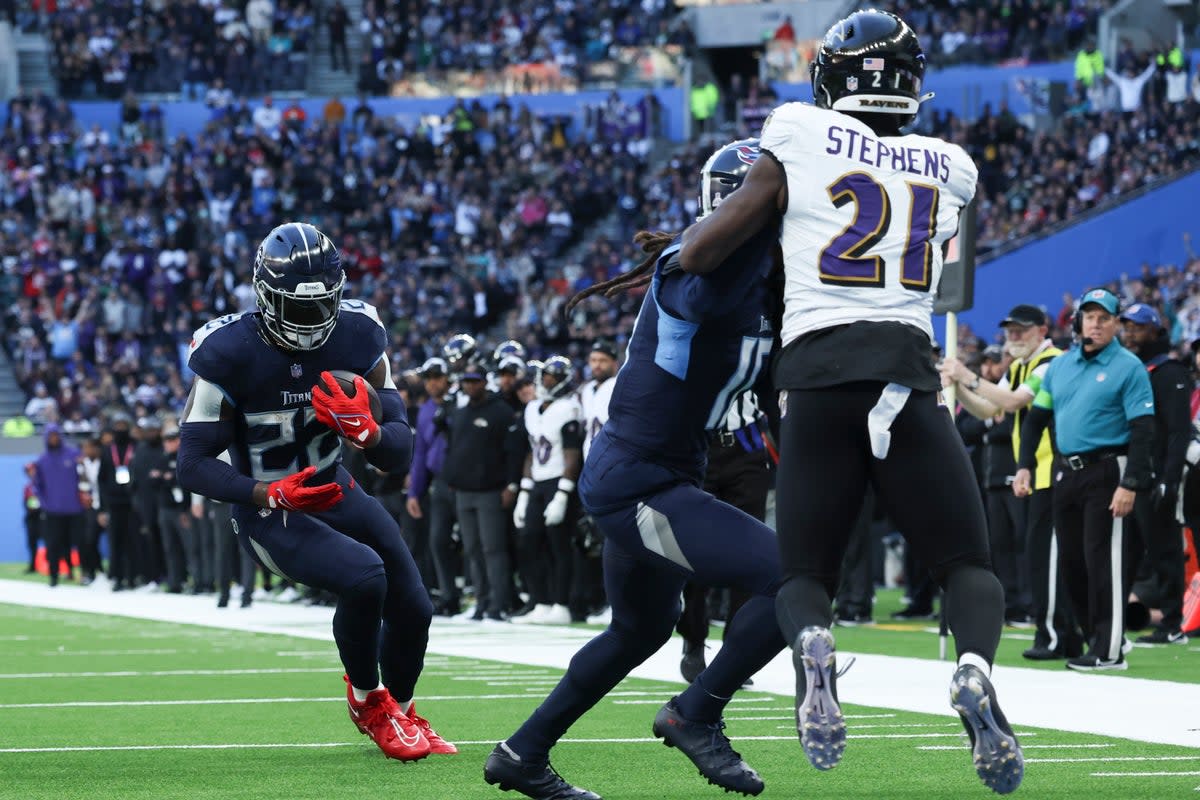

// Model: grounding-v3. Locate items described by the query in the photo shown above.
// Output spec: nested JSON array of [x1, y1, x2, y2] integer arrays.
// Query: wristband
[[506, 482, 519, 494], [520, 477, 535, 491], [557, 478, 576, 493]]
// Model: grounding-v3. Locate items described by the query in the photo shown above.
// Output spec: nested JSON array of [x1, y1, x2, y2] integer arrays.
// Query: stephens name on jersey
[[524, 392, 584, 482], [184, 300, 393, 489], [761, 102, 977, 392]]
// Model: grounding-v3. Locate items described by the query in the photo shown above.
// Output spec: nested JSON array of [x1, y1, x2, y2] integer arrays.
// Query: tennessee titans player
[[177, 222, 456, 762], [484, 140, 785, 800]]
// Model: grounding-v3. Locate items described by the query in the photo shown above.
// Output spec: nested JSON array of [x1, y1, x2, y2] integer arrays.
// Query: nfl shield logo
[[290, 364, 303, 379], [846, 76, 859, 91]]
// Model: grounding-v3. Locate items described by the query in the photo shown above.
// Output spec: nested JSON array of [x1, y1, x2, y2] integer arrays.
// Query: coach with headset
[[1014, 288, 1155, 671]]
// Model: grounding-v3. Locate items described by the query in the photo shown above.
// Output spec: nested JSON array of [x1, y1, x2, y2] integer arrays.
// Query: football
[[320, 370, 384, 422]]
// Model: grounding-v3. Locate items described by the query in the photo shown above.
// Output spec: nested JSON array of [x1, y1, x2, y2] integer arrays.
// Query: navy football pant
[[774, 384, 1003, 666], [505, 444, 785, 762], [233, 466, 433, 700]]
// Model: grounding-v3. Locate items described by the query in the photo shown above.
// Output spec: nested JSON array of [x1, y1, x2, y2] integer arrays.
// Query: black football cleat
[[680, 640, 707, 684], [484, 742, 602, 800], [794, 626, 846, 771], [652, 700, 764, 796], [950, 664, 1024, 795]]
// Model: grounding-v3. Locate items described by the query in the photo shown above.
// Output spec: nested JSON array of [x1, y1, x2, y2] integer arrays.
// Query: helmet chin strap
[[919, 91, 936, 104]]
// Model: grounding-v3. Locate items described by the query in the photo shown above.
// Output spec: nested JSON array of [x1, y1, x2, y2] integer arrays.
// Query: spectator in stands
[[328, 1, 350, 72], [1076, 39, 1105, 87], [1107, 62, 1157, 113]]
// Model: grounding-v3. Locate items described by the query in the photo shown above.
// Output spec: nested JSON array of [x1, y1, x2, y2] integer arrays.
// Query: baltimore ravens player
[[579, 339, 620, 460], [675, 10, 1022, 794], [512, 355, 583, 625], [177, 223, 456, 762], [484, 139, 785, 800]]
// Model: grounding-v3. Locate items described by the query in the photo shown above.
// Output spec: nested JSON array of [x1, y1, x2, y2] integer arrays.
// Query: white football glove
[[543, 478, 575, 527], [513, 489, 530, 528], [543, 490, 569, 526]]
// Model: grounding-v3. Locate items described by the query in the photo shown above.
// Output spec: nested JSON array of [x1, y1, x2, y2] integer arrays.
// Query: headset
[[1072, 287, 1121, 344]]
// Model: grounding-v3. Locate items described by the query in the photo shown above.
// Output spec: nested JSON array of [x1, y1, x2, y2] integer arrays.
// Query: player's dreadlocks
[[565, 231, 675, 314]]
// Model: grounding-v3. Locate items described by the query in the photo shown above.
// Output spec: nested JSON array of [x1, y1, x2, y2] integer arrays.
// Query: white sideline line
[[36, 649, 183, 657], [0, 668, 336, 679], [0, 733, 1042, 754], [1092, 771, 1200, 777], [1028, 756, 1200, 764], [0, 690, 669, 710], [919, 743, 1113, 751]]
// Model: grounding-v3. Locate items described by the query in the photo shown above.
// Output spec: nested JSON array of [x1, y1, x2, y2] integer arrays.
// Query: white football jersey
[[579, 376, 616, 460], [524, 394, 583, 482], [760, 102, 978, 346]]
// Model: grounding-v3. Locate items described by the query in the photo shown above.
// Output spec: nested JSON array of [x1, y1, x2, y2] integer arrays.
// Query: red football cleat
[[344, 676, 431, 761], [406, 702, 458, 754]]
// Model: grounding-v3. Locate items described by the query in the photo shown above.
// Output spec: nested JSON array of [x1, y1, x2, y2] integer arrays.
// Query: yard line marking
[[0, 668, 336, 679], [1092, 771, 1200, 777], [775, 728, 1038, 739], [0, 690, 669, 710], [1029, 756, 1200, 764], [450, 673, 555, 680], [612, 696, 767, 706], [0, 733, 1041, 754], [920, 743, 1113, 751], [39, 649, 182, 656]]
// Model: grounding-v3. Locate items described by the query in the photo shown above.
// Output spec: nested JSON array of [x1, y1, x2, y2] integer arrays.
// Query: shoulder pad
[[187, 313, 253, 391]]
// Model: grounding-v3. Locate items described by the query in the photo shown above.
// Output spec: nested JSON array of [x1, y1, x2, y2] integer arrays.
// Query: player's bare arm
[[679, 155, 787, 275]]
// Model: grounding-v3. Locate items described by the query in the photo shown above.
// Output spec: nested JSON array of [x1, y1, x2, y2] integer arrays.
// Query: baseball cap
[[1120, 303, 1162, 327], [1078, 287, 1120, 315], [982, 344, 1005, 362], [590, 338, 619, 360], [459, 360, 487, 382], [419, 357, 448, 378], [999, 304, 1047, 328]]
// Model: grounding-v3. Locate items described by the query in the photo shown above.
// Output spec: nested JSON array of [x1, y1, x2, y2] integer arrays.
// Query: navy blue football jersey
[[602, 226, 778, 475], [186, 299, 390, 482]]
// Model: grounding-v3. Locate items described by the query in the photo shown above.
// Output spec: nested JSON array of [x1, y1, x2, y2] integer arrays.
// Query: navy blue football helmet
[[538, 355, 576, 400], [493, 339, 528, 367], [811, 9, 929, 127], [700, 138, 760, 218], [443, 333, 478, 372], [253, 222, 344, 350]]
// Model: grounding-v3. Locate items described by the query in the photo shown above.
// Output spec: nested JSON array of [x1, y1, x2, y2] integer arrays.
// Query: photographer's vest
[[1010, 345, 1062, 490]]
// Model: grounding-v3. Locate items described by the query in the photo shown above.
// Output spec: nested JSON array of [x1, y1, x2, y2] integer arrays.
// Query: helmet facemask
[[255, 274, 344, 351]]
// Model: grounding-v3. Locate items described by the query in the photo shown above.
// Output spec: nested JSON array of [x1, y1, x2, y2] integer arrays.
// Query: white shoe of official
[[538, 604, 572, 625], [513, 604, 553, 624], [586, 607, 613, 625]]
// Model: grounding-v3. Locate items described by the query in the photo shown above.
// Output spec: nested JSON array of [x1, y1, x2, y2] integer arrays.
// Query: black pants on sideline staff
[[677, 437, 770, 645], [1027, 488, 1082, 653], [42, 511, 81, 584], [427, 479, 459, 609], [1053, 456, 1128, 663], [986, 488, 1027, 618], [1128, 492, 1186, 631]]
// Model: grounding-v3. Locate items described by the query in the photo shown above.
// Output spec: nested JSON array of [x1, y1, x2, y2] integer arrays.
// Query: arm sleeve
[[363, 387, 413, 474], [561, 419, 584, 451], [1018, 405, 1052, 471], [177, 421, 259, 505], [407, 414, 430, 499], [1121, 415, 1155, 490], [1159, 365, 1194, 488]]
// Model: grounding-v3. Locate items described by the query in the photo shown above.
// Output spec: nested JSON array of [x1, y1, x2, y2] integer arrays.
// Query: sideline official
[[1015, 288, 1155, 671]]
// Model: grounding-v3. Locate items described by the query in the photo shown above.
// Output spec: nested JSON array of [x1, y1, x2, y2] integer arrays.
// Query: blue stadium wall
[[2, 455, 37, 562], [939, 170, 1200, 339]]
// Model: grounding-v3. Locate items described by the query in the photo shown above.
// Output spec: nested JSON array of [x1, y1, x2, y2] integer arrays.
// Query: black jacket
[[442, 393, 520, 491], [1137, 339, 1193, 490]]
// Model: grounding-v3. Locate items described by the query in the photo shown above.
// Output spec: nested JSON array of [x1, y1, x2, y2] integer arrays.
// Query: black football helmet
[[699, 138, 760, 218], [538, 355, 576, 400], [492, 339, 528, 366], [253, 222, 344, 350], [811, 9, 929, 127], [443, 334, 478, 372]]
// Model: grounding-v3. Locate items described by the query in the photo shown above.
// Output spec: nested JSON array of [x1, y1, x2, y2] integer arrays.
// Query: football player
[[484, 139, 784, 799], [511, 356, 584, 625], [674, 11, 1022, 794], [577, 339, 621, 624], [177, 223, 456, 762]]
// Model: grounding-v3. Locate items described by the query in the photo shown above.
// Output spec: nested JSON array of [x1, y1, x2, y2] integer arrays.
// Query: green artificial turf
[[1, 602, 1197, 800]]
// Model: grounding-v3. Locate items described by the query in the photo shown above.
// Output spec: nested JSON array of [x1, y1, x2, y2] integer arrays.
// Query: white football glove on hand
[[543, 478, 575, 526], [513, 478, 533, 528]]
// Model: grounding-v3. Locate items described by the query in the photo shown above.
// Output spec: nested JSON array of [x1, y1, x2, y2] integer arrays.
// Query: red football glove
[[312, 371, 380, 448], [266, 466, 344, 512]]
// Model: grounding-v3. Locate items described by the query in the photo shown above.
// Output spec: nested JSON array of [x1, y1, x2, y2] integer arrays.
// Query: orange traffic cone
[[33, 546, 78, 578]]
